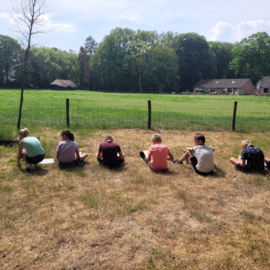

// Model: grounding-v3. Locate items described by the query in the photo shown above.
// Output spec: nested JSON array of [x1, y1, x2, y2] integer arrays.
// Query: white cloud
[[40, 15, 77, 32], [0, 11, 76, 33], [208, 20, 270, 42], [0, 12, 9, 18]]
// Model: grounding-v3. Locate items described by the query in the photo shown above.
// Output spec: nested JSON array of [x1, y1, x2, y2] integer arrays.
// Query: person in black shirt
[[230, 140, 265, 174]]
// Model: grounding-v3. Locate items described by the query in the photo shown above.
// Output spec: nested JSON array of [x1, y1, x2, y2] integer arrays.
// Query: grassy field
[[1, 90, 270, 140], [1, 128, 270, 269]]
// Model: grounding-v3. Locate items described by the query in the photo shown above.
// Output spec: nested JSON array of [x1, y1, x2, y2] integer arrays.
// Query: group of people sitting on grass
[[17, 128, 270, 175]]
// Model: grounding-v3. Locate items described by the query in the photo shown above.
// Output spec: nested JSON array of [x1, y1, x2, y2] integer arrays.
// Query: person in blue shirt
[[230, 140, 265, 174]]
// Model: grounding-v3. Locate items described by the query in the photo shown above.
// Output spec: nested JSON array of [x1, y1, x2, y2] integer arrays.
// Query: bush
[[198, 89, 205, 94]]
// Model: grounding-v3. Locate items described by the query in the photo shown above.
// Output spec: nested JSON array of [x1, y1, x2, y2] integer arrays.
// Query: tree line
[[1, 29, 270, 93]]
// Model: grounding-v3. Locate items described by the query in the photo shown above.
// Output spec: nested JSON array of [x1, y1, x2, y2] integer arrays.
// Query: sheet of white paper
[[38, 158, 54, 164], [239, 156, 247, 165]]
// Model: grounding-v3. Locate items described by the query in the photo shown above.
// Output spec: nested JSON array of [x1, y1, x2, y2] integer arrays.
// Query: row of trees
[[1, 30, 270, 92]]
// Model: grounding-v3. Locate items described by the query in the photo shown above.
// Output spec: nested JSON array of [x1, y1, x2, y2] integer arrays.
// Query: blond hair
[[241, 140, 251, 147], [104, 135, 113, 142], [152, 134, 162, 142], [18, 128, 30, 138]]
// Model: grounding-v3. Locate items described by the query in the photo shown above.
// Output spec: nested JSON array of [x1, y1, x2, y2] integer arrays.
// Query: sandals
[[172, 160, 183, 164]]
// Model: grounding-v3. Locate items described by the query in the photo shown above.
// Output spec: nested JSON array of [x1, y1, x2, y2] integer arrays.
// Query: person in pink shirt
[[140, 134, 174, 172]]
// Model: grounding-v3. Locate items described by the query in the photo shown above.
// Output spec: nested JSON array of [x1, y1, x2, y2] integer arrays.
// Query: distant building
[[193, 79, 255, 95], [50, 79, 77, 90], [256, 76, 270, 95]]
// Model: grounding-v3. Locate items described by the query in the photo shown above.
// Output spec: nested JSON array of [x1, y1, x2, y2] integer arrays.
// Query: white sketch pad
[[38, 158, 54, 164]]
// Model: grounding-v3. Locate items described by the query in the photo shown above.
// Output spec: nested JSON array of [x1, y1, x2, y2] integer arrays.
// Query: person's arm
[[75, 149, 81, 159], [17, 141, 23, 165], [167, 152, 174, 161], [119, 151, 124, 160], [97, 151, 102, 159], [240, 150, 246, 167], [146, 154, 152, 163], [56, 151, 60, 160], [184, 147, 193, 153]]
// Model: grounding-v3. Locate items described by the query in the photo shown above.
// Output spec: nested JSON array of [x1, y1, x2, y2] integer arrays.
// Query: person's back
[[57, 140, 79, 163], [23, 136, 44, 157], [242, 145, 264, 173], [148, 143, 170, 170], [99, 140, 122, 167], [193, 145, 214, 173], [141, 134, 174, 172]]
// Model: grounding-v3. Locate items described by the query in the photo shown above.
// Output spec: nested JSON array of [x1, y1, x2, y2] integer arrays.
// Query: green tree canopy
[[208, 41, 235, 79], [229, 32, 270, 83], [145, 45, 178, 93], [0, 35, 22, 86], [172, 33, 216, 92]]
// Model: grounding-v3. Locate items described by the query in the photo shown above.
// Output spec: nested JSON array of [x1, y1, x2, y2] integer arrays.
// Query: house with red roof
[[256, 76, 270, 95], [193, 78, 255, 95]]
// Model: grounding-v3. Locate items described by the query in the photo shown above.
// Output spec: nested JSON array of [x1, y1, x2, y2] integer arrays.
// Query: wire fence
[[1, 92, 270, 138]]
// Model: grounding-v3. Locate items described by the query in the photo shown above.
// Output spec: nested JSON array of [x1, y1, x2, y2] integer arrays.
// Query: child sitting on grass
[[56, 129, 88, 168], [17, 128, 45, 172], [229, 140, 265, 174], [97, 135, 125, 167], [140, 134, 174, 172], [174, 134, 214, 176]]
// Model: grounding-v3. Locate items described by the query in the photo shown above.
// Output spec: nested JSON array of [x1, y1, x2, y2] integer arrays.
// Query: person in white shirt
[[174, 134, 214, 175]]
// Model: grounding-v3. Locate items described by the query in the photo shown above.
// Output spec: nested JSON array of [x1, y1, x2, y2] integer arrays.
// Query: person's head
[[241, 140, 251, 149], [18, 128, 30, 140], [152, 134, 162, 144], [194, 134, 205, 145], [104, 135, 113, 142], [60, 129, 74, 141]]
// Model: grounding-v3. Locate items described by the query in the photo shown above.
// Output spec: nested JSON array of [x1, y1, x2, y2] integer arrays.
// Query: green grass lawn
[[1, 89, 270, 139]]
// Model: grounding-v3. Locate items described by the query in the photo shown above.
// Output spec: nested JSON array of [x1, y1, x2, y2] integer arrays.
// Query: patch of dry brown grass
[[1, 129, 270, 269]]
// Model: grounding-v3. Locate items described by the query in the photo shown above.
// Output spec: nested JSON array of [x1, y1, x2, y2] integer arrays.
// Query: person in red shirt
[[140, 134, 174, 172], [97, 135, 125, 167]]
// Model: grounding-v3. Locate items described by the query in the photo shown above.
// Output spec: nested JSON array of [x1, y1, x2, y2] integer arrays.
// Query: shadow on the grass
[[212, 164, 227, 178], [19, 166, 49, 176], [98, 162, 127, 171]]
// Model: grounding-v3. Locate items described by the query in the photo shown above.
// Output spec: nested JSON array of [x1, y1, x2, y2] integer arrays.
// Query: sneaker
[[25, 163, 32, 172], [172, 160, 183, 164], [140, 151, 146, 161]]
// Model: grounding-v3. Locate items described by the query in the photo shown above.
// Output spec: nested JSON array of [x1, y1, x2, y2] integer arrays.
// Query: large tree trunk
[[92, 75, 95, 91], [5, 66, 9, 85], [139, 74, 142, 93]]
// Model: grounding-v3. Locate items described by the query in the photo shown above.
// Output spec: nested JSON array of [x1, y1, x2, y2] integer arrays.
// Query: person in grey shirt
[[56, 129, 88, 168], [174, 134, 214, 175]]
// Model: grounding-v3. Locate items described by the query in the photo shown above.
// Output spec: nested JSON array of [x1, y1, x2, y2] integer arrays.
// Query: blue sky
[[1, 0, 270, 53]]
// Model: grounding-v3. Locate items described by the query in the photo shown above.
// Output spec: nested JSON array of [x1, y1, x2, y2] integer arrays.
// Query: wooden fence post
[[66, 99, 70, 127], [148, 100, 151, 129], [232, 101, 237, 131]]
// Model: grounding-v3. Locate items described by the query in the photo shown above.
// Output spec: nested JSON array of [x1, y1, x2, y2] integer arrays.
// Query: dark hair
[[194, 134, 205, 144], [61, 129, 74, 141]]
